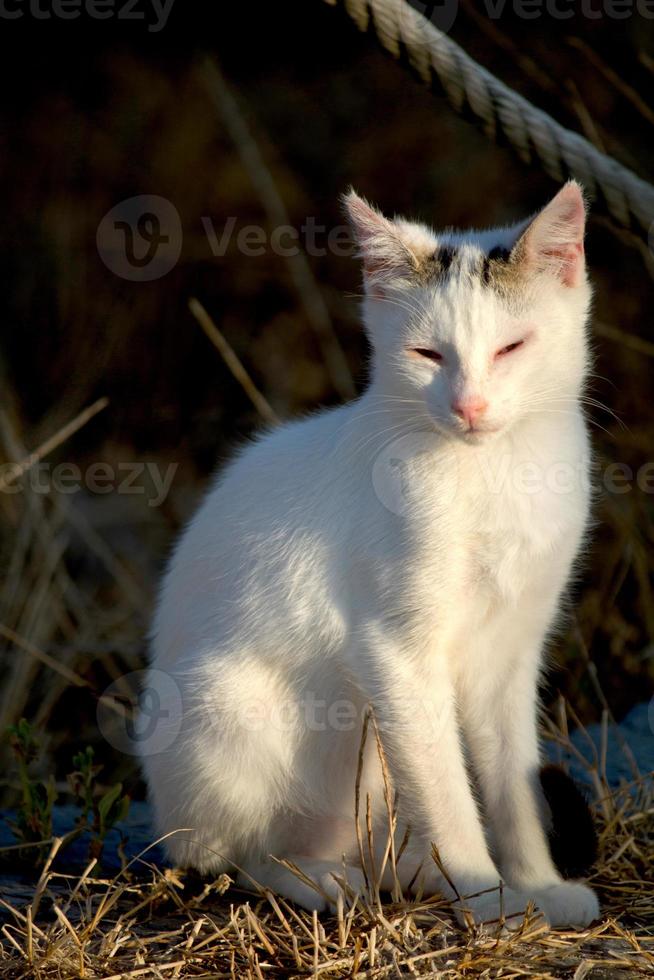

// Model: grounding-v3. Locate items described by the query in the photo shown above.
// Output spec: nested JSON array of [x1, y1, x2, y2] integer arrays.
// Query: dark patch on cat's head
[[480, 245, 515, 288], [416, 243, 521, 291], [415, 244, 459, 284], [436, 245, 457, 273], [412, 241, 525, 293]]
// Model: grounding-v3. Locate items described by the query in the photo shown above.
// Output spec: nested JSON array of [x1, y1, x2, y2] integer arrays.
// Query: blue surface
[[544, 701, 654, 789], [0, 801, 164, 870]]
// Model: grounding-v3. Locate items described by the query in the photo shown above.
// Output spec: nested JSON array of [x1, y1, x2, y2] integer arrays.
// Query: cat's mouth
[[459, 423, 502, 441], [428, 413, 503, 441]]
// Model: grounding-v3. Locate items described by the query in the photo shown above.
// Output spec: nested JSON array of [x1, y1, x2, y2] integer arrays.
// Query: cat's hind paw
[[318, 866, 368, 912], [238, 859, 367, 914]]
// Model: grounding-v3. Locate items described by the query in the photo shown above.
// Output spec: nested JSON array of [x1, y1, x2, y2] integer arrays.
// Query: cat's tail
[[540, 765, 598, 879]]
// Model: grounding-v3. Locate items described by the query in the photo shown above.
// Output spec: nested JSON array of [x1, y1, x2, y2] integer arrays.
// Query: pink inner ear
[[542, 241, 585, 288], [344, 191, 416, 292], [521, 181, 587, 288]]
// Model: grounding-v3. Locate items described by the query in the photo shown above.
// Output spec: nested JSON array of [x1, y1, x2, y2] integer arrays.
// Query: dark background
[[0, 0, 653, 801]]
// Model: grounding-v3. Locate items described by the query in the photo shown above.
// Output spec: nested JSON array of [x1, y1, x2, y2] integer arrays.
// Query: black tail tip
[[540, 764, 598, 879]]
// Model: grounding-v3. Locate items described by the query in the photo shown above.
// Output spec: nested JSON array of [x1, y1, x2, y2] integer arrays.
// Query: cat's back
[[150, 402, 357, 668], [193, 400, 355, 530]]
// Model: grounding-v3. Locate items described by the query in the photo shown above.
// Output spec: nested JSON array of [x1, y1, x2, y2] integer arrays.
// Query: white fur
[[142, 183, 599, 928]]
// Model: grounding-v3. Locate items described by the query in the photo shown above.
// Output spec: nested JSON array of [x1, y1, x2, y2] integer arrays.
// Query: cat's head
[[344, 183, 592, 442]]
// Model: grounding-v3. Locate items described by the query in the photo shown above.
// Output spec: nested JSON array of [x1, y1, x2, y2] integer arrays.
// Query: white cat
[[142, 182, 600, 929]]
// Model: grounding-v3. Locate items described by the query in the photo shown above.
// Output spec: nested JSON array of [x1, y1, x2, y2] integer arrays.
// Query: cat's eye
[[411, 348, 443, 362], [495, 340, 524, 358]]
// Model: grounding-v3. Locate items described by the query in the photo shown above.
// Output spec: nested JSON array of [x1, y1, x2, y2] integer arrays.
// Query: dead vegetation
[[1, 745, 652, 979]]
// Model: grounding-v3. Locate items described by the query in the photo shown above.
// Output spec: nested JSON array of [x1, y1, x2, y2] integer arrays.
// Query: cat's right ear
[[342, 190, 418, 293], [511, 181, 587, 288]]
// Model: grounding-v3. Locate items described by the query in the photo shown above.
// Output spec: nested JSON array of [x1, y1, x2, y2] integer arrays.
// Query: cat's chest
[[369, 424, 590, 611], [416, 438, 590, 606], [466, 506, 552, 604], [460, 457, 587, 602]]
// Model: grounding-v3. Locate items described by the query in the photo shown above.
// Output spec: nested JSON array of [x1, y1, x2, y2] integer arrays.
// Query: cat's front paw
[[532, 881, 599, 928], [453, 885, 540, 931]]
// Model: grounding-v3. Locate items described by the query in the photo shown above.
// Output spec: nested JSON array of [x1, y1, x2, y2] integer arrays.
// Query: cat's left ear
[[513, 181, 587, 287], [342, 190, 423, 292]]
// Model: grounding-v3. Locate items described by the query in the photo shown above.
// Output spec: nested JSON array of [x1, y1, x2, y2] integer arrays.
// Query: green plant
[[6, 718, 57, 858], [5, 723, 131, 868], [67, 745, 130, 863]]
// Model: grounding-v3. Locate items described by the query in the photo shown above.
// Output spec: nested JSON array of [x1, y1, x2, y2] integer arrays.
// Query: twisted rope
[[323, 0, 654, 239]]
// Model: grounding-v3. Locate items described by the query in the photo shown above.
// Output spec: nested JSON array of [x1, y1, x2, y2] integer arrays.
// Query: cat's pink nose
[[452, 397, 488, 427]]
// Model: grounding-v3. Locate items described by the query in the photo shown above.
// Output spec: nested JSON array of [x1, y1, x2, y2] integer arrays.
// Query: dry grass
[[1, 763, 652, 979], [1, 704, 653, 978]]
